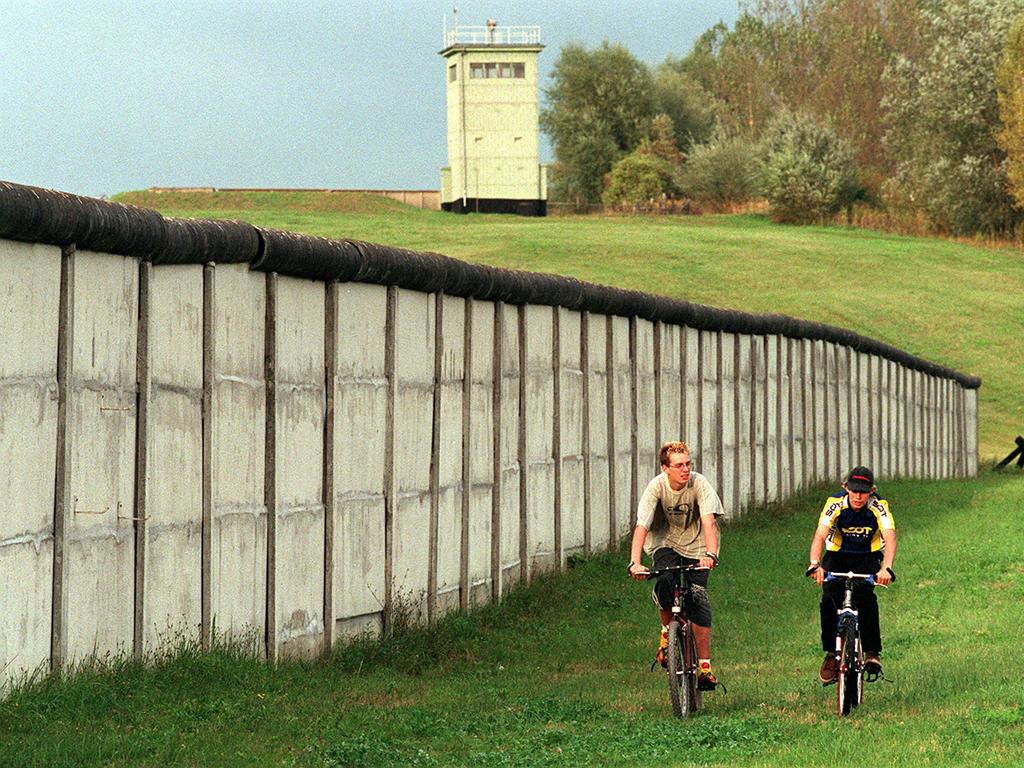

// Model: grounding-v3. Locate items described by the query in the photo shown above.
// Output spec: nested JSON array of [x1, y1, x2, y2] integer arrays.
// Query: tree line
[[540, 0, 1024, 236]]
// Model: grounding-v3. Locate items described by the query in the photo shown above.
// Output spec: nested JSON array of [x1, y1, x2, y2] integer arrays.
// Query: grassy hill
[[3, 472, 1021, 766], [114, 189, 1023, 459]]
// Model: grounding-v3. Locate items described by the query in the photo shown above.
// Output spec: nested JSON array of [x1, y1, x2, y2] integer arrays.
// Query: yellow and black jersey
[[817, 493, 895, 554]]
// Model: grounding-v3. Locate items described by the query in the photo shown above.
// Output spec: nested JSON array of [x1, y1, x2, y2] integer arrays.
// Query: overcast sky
[[1, 1, 740, 198]]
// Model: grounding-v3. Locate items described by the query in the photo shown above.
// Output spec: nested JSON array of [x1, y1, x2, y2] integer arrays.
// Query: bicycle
[[643, 564, 707, 718], [811, 569, 894, 717]]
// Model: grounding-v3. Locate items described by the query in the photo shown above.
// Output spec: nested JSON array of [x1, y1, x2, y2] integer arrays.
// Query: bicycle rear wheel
[[666, 621, 696, 718]]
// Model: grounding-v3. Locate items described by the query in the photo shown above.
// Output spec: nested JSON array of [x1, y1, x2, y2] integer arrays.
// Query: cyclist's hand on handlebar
[[807, 564, 825, 585], [875, 568, 893, 586], [699, 555, 717, 570], [628, 562, 650, 581]]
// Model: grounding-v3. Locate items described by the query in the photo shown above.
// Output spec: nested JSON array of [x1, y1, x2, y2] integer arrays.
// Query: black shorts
[[651, 548, 712, 627]]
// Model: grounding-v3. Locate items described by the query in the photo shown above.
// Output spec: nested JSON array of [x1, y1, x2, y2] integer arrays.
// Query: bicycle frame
[[826, 571, 875, 717], [645, 564, 707, 718]]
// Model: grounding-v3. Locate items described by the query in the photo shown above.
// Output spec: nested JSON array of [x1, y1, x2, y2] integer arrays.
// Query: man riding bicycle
[[807, 465, 897, 684], [628, 441, 725, 690]]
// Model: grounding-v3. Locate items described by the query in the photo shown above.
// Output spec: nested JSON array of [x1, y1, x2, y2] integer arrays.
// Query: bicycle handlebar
[[642, 565, 710, 580], [820, 569, 895, 586]]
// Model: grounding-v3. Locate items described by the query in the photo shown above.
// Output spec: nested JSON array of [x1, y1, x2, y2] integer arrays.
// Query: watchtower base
[[442, 198, 547, 216]]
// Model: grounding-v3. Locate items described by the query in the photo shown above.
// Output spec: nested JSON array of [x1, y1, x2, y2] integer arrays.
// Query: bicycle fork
[[835, 606, 859, 674]]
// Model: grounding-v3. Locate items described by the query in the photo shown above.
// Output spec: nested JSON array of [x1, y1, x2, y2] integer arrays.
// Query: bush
[[915, 154, 1020, 235], [760, 111, 860, 224], [681, 131, 762, 209], [602, 152, 677, 205]]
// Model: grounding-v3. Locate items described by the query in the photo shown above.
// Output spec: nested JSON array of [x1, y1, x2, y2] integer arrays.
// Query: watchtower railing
[[443, 25, 541, 47]]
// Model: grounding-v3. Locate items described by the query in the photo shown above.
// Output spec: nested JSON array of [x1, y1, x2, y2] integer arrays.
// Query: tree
[[997, 14, 1024, 210], [651, 65, 717, 153], [603, 115, 686, 205], [760, 110, 860, 223], [674, 2, 935, 198], [883, 0, 1024, 234], [672, 15, 778, 137], [540, 42, 654, 204]]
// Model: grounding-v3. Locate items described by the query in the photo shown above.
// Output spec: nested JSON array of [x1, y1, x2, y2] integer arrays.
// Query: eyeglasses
[[668, 462, 691, 470]]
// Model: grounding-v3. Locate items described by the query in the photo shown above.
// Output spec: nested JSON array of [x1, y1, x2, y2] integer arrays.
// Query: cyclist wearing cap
[[807, 465, 897, 684], [628, 441, 726, 690]]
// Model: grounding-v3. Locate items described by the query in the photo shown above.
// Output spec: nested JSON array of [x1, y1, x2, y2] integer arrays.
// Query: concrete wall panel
[[211, 264, 266, 642], [635, 319, 657, 502], [779, 338, 794, 498], [499, 304, 521, 592], [812, 340, 826, 482], [558, 309, 584, 555], [751, 336, 767, 505], [657, 323, 682, 448], [435, 294, 465, 613], [836, 347, 851, 478], [965, 388, 978, 475], [697, 331, 719, 492], [0, 240, 60, 687], [736, 334, 753, 510], [391, 289, 435, 618], [683, 328, 699, 451], [144, 264, 203, 650], [720, 333, 737, 516], [65, 251, 138, 663], [610, 316, 631, 539], [785, 339, 802, 492], [854, 352, 869, 469], [585, 315, 610, 551], [523, 305, 555, 575], [467, 300, 494, 605], [272, 277, 325, 658], [765, 336, 780, 502]]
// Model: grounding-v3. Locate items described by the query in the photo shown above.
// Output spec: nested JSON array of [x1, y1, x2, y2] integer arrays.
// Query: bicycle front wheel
[[666, 621, 696, 718], [848, 631, 863, 710], [836, 626, 861, 716]]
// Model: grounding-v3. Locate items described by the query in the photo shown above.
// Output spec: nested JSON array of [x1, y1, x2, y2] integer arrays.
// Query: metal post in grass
[[994, 436, 1024, 470]]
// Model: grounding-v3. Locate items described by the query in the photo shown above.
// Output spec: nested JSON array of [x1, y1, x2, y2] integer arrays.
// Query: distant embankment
[[0, 180, 979, 690], [145, 187, 440, 210]]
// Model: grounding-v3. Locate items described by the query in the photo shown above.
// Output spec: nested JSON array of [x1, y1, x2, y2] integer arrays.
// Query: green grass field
[[3, 471, 1021, 766], [114, 190, 1023, 459]]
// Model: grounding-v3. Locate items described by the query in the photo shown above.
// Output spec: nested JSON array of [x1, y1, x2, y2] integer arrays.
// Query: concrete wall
[[0, 241, 59, 683], [0, 234, 980, 689], [332, 283, 387, 637]]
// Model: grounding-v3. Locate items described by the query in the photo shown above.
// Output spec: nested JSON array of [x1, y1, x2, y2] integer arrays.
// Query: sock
[[661, 625, 669, 634], [698, 658, 711, 670]]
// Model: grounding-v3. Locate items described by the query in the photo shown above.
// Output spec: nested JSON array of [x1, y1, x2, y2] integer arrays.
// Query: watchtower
[[440, 19, 547, 215]]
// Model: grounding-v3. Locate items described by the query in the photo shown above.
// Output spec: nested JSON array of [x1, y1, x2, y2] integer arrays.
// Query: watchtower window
[[449, 64, 457, 82], [469, 62, 526, 79]]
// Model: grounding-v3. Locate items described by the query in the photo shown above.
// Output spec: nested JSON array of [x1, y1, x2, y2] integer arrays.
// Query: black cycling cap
[[846, 466, 874, 492]]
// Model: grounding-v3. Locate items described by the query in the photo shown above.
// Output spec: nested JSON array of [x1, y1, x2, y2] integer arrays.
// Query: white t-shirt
[[636, 471, 726, 557]]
